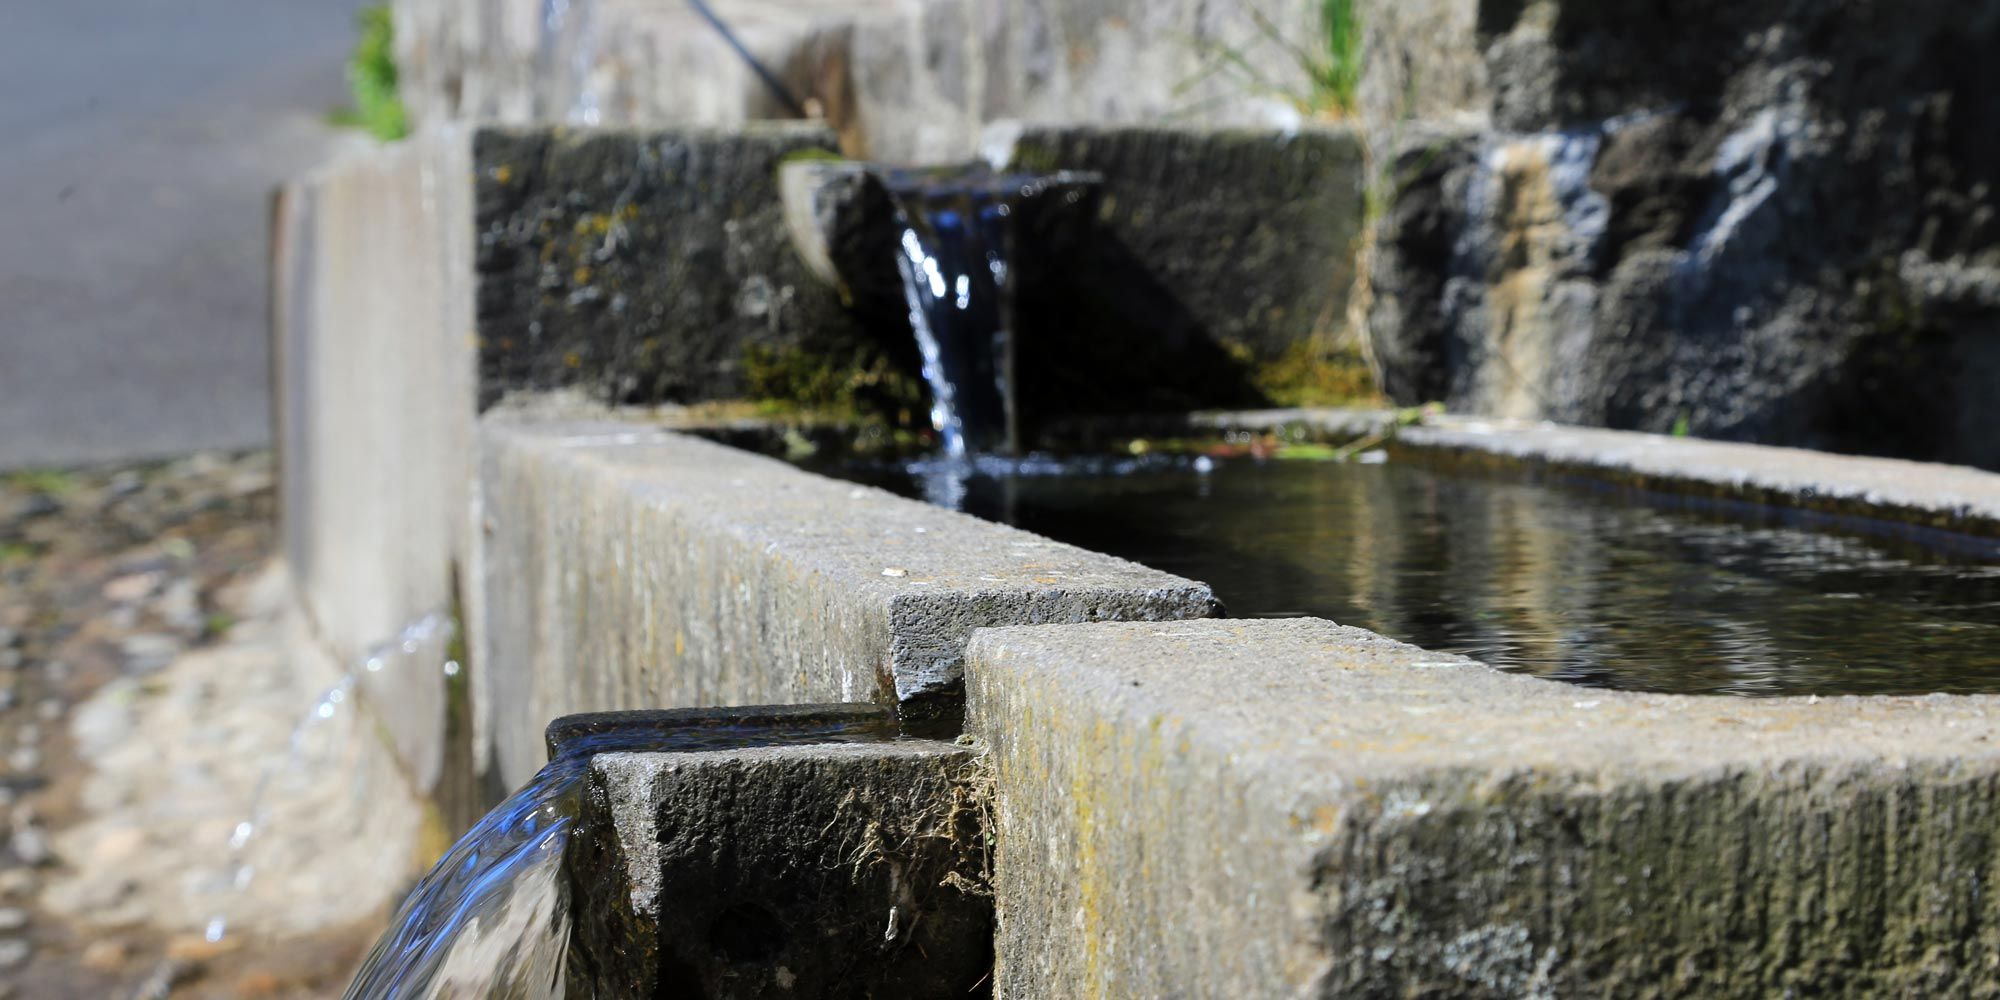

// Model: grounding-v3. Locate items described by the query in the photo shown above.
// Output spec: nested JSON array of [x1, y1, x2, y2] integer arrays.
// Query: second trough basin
[[807, 449, 2000, 697]]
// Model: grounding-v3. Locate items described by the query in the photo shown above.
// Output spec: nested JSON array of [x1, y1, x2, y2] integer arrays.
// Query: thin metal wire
[[684, 0, 811, 119]]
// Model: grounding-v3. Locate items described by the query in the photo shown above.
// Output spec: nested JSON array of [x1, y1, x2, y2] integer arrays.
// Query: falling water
[[886, 173, 1019, 459], [883, 169, 1095, 459], [204, 611, 457, 945], [343, 708, 897, 1000]]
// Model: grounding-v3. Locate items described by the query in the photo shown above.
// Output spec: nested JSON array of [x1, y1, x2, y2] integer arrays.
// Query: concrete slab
[[966, 617, 2000, 997], [479, 419, 1217, 785], [273, 130, 477, 793], [273, 124, 862, 796], [1398, 416, 2000, 537], [1152, 407, 2000, 538], [568, 739, 990, 997]]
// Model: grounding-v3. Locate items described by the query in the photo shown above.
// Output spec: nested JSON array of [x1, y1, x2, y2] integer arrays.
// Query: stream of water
[[342, 709, 896, 999], [883, 169, 1085, 459]]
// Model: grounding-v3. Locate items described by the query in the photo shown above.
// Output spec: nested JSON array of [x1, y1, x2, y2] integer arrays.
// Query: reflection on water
[[343, 710, 896, 1000], [834, 455, 2000, 696]]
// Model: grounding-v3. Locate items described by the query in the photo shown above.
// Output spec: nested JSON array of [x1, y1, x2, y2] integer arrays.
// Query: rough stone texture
[[967, 617, 2000, 998], [1001, 125, 1367, 417], [471, 124, 862, 407], [1365, 0, 2000, 470], [567, 740, 991, 997], [478, 418, 1217, 786], [393, 0, 1317, 161]]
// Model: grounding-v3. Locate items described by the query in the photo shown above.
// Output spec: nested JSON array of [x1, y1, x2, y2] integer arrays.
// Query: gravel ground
[[0, 453, 416, 999]]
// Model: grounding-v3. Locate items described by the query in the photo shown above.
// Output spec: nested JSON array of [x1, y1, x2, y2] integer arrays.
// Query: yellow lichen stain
[[563, 351, 583, 369], [572, 265, 593, 285], [573, 213, 613, 237], [1308, 804, 1341, 834], [491, 164, 514, 185], [674, 630, 685, 657], [620, 203, 641, 221]]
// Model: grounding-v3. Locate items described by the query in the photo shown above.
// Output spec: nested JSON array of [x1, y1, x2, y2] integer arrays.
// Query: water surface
[[830, 454, 2000, 696]]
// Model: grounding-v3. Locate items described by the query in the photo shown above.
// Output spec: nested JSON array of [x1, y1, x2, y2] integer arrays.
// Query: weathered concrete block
[[967, 617, 2000, 997], [273, 131, 476, 792], [471, 125, 859, 407], [479, 418, 1217, 786], [1395, 415, 2000, 538], [1002, 125, 1368, 417], [274, 123, 863, 795], [566, 739, 991, 997]]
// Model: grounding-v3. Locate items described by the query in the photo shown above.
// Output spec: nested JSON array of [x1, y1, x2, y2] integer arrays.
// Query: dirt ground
[[0, 454, 423, 999]]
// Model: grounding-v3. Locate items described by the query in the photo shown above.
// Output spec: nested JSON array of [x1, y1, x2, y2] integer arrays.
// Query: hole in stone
[[653, 954, 707, 1000], [708, 902, 788, 963]]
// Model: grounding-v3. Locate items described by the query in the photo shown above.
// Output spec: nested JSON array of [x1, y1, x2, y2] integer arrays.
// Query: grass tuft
[[329, 5, 409, 141]]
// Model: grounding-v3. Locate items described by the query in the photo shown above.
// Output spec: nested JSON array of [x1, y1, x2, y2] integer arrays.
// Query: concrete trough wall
[[568, 738, 991, 997], [479, 418, 1217, 786], [967, 618, 2000, 997], [273, 130, 477, 792], [274, 123, 859, 796]]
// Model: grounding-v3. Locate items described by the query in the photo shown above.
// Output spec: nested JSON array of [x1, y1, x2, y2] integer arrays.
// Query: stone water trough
[[276, 122, 2000, 995]]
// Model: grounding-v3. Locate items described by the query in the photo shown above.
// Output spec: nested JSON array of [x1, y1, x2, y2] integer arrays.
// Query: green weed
[[329, 5, 409, 141]]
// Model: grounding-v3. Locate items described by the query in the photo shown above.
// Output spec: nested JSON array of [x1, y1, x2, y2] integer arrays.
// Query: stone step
[[966, 616, 2000, 996]]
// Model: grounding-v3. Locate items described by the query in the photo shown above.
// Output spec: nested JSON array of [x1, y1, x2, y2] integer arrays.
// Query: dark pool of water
[[826, 454, 2000, 697]]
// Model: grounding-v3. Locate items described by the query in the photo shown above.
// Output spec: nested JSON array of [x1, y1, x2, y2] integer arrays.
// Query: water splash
[[343, 709, 896, 1000], [203, 612, 456, 945]]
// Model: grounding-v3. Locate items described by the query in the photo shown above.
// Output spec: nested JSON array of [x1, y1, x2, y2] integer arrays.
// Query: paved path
[[0, 0, 368, 469]]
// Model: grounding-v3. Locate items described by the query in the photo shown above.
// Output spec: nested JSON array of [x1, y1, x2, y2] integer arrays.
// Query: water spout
[[880, 168, 1095, 458], [343, 705, 896, 999]]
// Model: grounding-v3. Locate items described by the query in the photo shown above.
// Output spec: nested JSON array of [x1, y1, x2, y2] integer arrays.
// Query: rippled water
[[343, 709, 896, 1000], [833, 454, 2000, 696]]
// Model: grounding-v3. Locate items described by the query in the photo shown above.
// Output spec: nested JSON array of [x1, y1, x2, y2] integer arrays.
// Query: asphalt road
[[0, 0, 368, 469]]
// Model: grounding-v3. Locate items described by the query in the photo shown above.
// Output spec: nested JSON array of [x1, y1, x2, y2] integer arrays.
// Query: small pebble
[[156, 579, 204, 634], [103, 572, 162, 604], [11, 826, 52, 867], [0, 650, 18, 671], [6, 748, 37, 774], [0, 908, 27, 932], [35, 700, 60, 722], [17, 494, 60, 519], [106, 472, 144, 498], [80, 939, 129, 970], [43, 661, 69, 682], [0, 628, 15, 649], [0, 868, 31, 897], [0, 938, 28, 970], [121, 632, 183, 674]]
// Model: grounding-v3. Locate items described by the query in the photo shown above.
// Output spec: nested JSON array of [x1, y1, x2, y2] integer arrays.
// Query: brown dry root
[[831, 757, 995, 902]]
